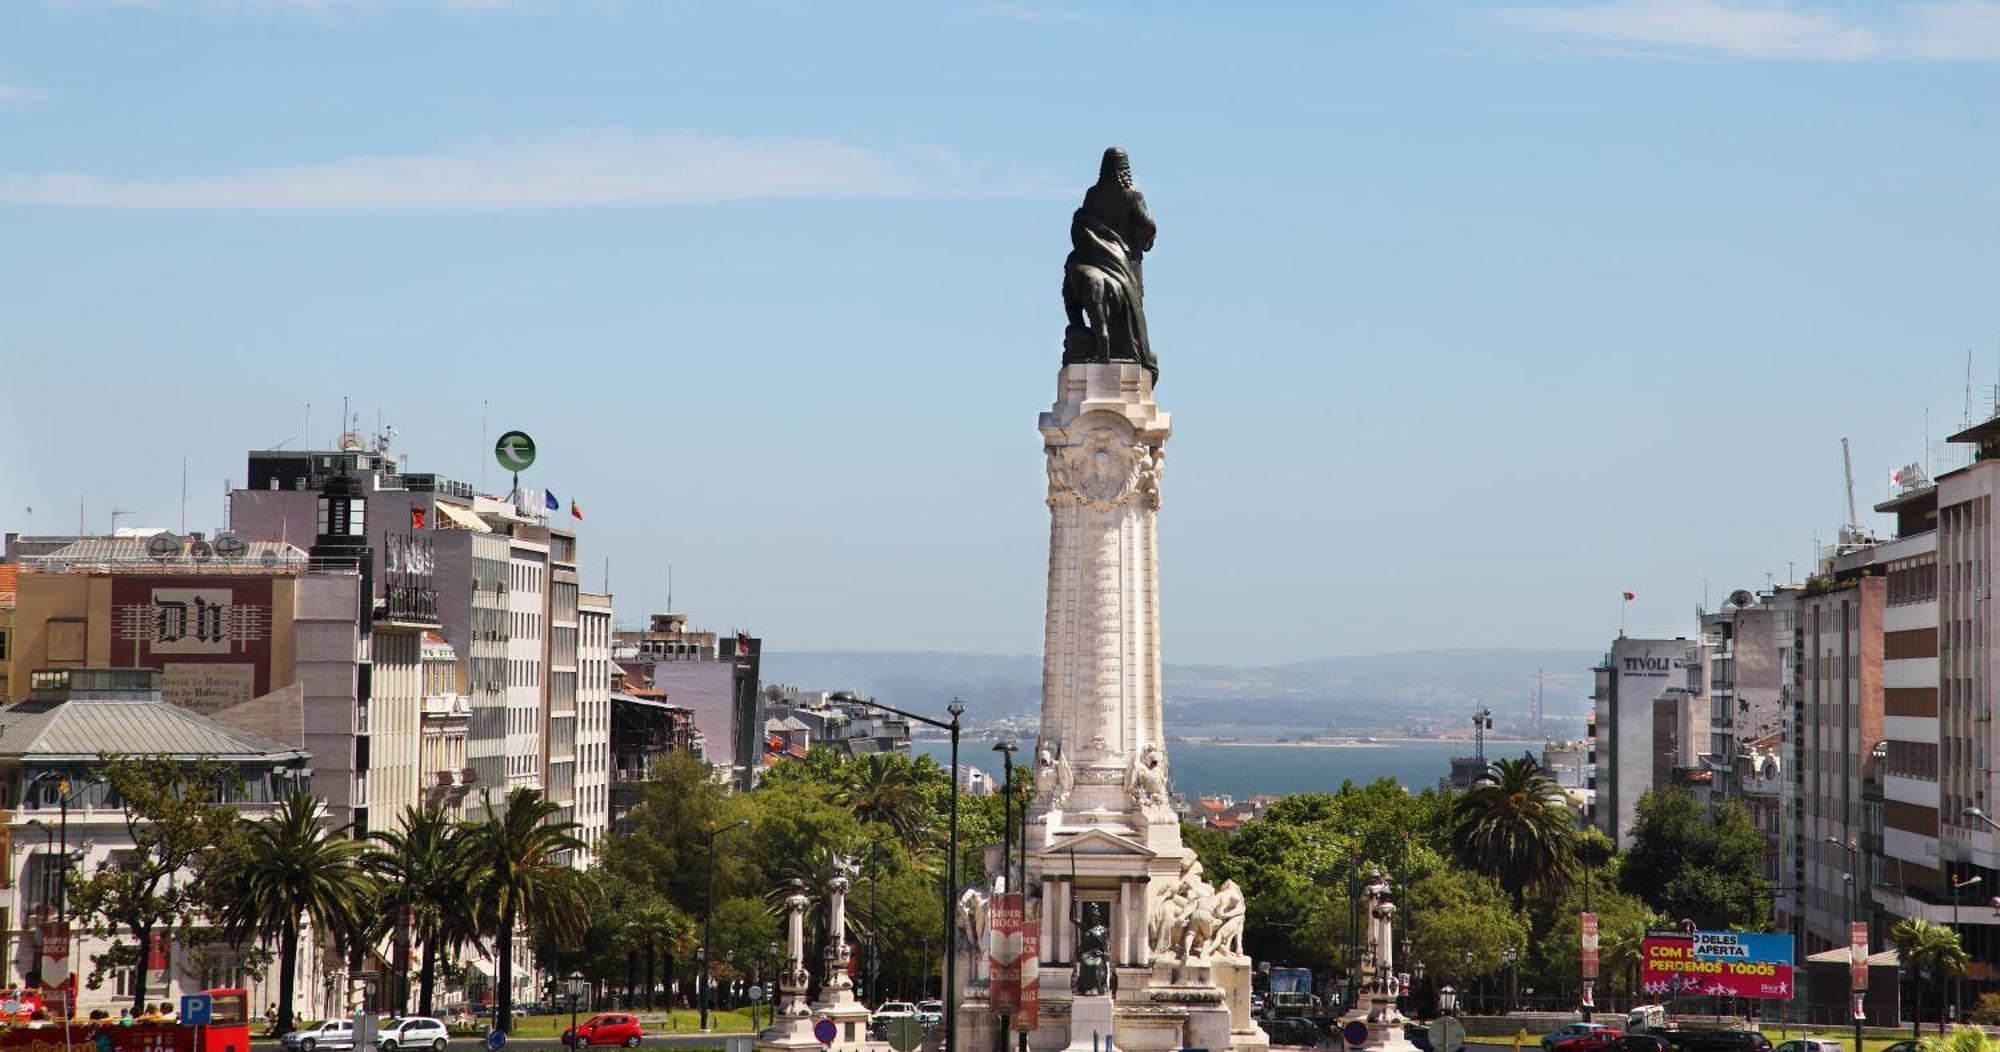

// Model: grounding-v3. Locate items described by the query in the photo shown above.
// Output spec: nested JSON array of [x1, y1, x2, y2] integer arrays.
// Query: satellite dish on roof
[[1728, 589, 1755, 609], [146, 533, 182, 561], [213, 532, 248, 560], [259, 549, 280, 570], [188, 538, 214, 563]]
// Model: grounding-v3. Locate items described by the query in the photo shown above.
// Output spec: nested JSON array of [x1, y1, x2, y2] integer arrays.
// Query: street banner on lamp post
[[147, 931, 170, 989], [1849, 922, 1869, 992], [1016, 926, 1039, 1032], [1580, 913, 1599, 980], [989, 893, 1023, 1014]]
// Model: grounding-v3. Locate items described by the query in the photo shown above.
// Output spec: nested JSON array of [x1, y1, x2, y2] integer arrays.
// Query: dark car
[[1616, 1037, 1673, 1052], [1882, 1042, 1922, 1052], [1668, 1031, 1772, 1052], [1408, 1023, 1431, 1052], [1266, 1017, 1324, 1047]]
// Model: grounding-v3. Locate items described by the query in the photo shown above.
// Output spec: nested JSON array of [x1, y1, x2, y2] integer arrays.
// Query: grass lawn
[[493, 1010, 759, 1037], [1466, 1030, 1935, 1052]]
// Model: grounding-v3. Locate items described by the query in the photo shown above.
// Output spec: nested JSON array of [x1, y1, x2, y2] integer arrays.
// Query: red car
[[1555, 1031, 1625, 1052], [562, 1014, 644, 1048]]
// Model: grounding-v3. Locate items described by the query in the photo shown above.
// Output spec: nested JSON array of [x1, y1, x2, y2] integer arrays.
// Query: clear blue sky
[[6, 0, 2000, 667]]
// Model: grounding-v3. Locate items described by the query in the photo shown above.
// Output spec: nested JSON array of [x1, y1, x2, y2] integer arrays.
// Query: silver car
[[283, 1020, 356, 1052]]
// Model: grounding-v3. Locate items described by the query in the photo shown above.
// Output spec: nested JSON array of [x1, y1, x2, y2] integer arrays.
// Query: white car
[[284, 1020, 355, 1052], [873, 1002, 916, 1023], [375, 1017, 450, 1052]]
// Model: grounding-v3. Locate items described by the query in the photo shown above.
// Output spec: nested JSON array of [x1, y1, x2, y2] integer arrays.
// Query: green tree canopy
[[1448, 756, 1579, 907], [1617, 787, 1767, 929]]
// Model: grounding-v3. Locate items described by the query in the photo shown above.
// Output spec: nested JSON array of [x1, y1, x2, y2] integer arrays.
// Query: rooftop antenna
[[108, 507, 135, 533], [1966, 349, 1974, 428], [1535, 670, 1545, 743], [481, 399, 490, 491], [667, 565, 674, 612]]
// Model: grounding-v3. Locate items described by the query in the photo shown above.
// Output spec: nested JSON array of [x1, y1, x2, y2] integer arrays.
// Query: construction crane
[[1838, 439, 1872, 550]]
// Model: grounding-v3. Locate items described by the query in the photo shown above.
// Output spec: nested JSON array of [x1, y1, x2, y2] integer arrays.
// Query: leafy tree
[[530, 869, 692, 1006], [1618, 788, 1766, 929], [1918, 1025, 1992, 1052], [1406, 868, 1530, 991], [1536, 867, 1657, 1000], [1449, 757, 1578, 907], [605, 753, 750, 911], [67, 755, 249, 1018], [211, 792, 373, 1036], [837, 753, 933, 841], [1896, 917, 1970, 1036], [365, 805, 482, 1018], [464, 788, 586, 1034]]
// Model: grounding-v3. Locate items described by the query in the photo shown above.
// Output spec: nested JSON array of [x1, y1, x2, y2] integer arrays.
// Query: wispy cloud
[[1490, 0, 2000, 61], [0, 132, 1023, 211], [0, 73, 47, 106]]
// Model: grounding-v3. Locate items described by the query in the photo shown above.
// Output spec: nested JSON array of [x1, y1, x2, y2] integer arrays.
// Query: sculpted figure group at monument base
[[1036, 743, 1075, 807], [1146, 856, 1248, 966]]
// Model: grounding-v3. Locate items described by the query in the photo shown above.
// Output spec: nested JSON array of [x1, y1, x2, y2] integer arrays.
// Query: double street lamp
[[856, 698, 965, 1052], [702, 818, 750, 1033]]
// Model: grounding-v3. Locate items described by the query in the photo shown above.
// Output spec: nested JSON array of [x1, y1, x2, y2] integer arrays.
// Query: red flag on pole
[[571, 500, 583, 520], [1623, 591, 1636, 601], [411, 507, 427, 530]]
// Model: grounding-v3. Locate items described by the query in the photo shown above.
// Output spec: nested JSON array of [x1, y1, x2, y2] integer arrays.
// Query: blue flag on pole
[[544, 489, 560, 511]]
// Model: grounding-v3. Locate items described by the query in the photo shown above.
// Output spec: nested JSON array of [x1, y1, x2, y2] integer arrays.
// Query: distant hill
[[757, 647, 1598, 733]]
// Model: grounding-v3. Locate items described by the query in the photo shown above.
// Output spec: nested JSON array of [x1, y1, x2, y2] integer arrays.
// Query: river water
[[912, 738, 1543, 798]]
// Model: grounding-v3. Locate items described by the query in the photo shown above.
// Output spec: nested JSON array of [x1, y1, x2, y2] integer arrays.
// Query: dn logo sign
[[150, 589, 233, 654]]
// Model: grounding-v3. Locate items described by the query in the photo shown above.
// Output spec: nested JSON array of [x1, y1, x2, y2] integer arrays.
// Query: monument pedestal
[[1336, 995, 1421, 1052], [1063, 996, 1117, 1052]]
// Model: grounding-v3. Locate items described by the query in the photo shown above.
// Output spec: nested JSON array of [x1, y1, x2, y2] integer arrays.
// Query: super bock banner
[[989, 893, 1024, 1014]]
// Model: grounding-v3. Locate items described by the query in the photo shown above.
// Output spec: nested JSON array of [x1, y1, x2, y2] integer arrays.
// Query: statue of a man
[[1063, 147, 1159, 380]]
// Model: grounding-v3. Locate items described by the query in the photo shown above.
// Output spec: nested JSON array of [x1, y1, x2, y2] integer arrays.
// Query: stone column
[[1032, 364, 1174, 841], [1054, 880, 1072, 962], [1117, 880, 1135, 966], [1042, 877, 1057, 963]]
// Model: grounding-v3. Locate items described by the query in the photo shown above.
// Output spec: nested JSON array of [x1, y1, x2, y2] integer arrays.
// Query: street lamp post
[[702, 818, 750, 1033], [566, 972, 585, 1048], [1953, 874, 1983, 1023], [858, 698, 964, 1052], [992, 742, 1015, 1052], [1502, 948, 1518, 1014]]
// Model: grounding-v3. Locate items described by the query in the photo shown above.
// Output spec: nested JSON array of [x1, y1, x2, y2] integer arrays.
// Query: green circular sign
[[886, 1016, 925, 1052], [494, 431, 537, 472]]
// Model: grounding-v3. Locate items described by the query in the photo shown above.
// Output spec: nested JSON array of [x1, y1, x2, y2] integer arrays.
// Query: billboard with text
[[1641, 929, 1794, 999]]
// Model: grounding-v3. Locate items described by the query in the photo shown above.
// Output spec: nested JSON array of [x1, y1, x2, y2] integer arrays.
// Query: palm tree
[[366, 805, 482, 1017], [1894, 916, 1970, 1036], [1448, 756, 1580, 907], [213, 792, 373, 1035], [463, 788, 586, 1035], [837, 754, 930, 839]]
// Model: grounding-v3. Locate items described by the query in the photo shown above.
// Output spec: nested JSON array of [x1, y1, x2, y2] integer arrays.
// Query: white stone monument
[[952, 361, 1267, 1052], [757, 881, 823, 1052], [1334, 870, 1420, 1052], [809, 859, 889, 1052]]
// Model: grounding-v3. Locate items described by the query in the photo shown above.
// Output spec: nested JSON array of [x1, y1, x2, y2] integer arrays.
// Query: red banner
[[1580, 913, 1599, 980], [1641, 930, 1793, 1000], [146, 931, 169, 988], [1849, 922, 1869, 992], [38, 921, 68, 963], [1016, 927, 1039, 1032], [988, 893, 1023, 1015]]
